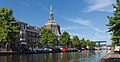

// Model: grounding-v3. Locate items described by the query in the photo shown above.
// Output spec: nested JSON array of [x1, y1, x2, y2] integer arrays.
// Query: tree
[[90, 41, 97, 47], [72, 35, 79, 47], [0, 7, 20, 50], [80, 38, 87, 47], [81, 38, 85, 42], [106, 0, 120, 46], [59, 31, 70, 47], [86, 39, 91, 47], [40, 27, 56, 47]]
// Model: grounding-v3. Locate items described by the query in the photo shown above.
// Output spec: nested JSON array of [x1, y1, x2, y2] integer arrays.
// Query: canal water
[[0, 50, 106, 62]]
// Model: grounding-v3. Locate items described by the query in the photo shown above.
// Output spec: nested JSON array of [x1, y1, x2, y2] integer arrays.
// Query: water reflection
[[0, 50, 106, 62]]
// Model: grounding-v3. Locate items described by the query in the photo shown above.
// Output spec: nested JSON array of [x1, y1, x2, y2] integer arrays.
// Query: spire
[[50, 5, 52, 11], [49, 5, 54, 20]]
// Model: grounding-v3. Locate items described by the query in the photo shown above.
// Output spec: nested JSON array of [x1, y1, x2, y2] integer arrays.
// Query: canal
[[0, 50, 106, 62]]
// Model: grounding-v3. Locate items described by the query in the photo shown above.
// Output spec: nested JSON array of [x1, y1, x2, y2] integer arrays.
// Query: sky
[[0, 0, 116, 45]]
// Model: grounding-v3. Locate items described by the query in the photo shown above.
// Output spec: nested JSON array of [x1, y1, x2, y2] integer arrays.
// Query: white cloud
[[93, 32, 111, 45], [61, 26, 88, 31], [37, 3, 49, 12], [94, 32, 110, 40], [21, 2, 31, 7], [73, 19, 91, 26], [61, 26, 74, 30], [65, 18, 91, 26], [64, 18, 105, 33], [63, 17, 111, 44], [69, 32, 84, 38], [85, 0, 115, 12]]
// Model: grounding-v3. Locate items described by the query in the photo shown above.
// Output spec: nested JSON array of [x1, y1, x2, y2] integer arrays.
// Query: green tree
[[0, 7, 20, 50], [80, 38, 87, 47], [81, 38, 85, 42], [72, 35, 79, 47], [79, 38, 96, 48], [59, 31, 70, 47], [106, 0, 120, 46], [91, 41, 97, 47], [86, 39, 91, 47], [40, 27, 56, 47]]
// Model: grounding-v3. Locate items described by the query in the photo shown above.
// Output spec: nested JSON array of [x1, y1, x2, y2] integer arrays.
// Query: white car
[[44, 48, 52, 52], [29, 48, 44, 52], [114, 45, 120, 53]]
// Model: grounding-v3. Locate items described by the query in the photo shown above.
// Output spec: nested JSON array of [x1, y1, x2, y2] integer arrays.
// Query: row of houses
[[0, 21, 41, 50], [15, 22, 41, 49], [0, 5, 61, 50], [14, 5, 61, 49]]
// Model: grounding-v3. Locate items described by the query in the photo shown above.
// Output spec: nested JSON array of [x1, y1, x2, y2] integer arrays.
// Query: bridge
[[95, 41, 106, 47]]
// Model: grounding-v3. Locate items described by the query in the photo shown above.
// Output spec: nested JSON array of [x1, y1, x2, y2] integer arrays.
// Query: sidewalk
[[99, 50, 120, 62]]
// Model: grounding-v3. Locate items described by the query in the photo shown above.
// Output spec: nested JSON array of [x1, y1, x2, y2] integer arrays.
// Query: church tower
[[44, 5, 61, 38]]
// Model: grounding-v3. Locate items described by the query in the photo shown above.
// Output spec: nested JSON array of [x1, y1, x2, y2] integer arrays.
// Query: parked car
[[76, 47, 84, 50], [107, 47, 111, 50], [44, 48, 52, 52], [60, 47, 68, 52], [29, 48, 44, 53], [114, 44, 120, 53], [19, 47, 31, 52], [51, 47, 61, 52], [88, 47, 97, 50], [36, 48, 44, 52], [11, 47, 18, 51], [68, 48, 77, 51]]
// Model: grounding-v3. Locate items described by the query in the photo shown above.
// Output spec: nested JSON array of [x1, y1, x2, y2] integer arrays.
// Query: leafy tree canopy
[[0, 7, 20, 43], [59, 31, 70, 47], [0, 7, 20, 49], [106, 0, 120, 45], [40, 27, 55, 47], [72, 35, 79, 46]]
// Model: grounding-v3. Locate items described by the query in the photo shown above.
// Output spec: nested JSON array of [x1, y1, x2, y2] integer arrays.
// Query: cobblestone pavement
[[100, 51, 120, 62]]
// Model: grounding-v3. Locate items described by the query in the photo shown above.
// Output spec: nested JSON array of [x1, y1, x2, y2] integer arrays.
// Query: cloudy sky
[[0, 0, 116, 45]]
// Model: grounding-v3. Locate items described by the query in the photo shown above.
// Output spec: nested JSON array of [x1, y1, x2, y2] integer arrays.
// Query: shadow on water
[[0, 50, 106, 62]]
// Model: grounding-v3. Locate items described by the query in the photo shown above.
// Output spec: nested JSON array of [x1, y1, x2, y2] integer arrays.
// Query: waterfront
[[0, 50, 106, 62]]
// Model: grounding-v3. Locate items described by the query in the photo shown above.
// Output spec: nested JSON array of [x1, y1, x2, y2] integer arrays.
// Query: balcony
[[20, 30, 26, 34], [20, 38, 26, 41]]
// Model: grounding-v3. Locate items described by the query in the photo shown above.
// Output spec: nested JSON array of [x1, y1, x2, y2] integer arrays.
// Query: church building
[[44, 6, 61, 39]]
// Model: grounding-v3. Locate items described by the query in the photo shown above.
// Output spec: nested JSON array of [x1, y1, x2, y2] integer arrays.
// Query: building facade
[[17, 22, 41, 49], [18, 22, 27, 48], [26, 26, 41, 49]]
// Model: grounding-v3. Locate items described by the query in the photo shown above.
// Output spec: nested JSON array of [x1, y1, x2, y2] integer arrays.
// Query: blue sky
[[0, 0, 116, 45]]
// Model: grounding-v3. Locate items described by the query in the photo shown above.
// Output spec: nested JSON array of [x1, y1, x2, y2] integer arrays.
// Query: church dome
[[45, 19, 58, 25]]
